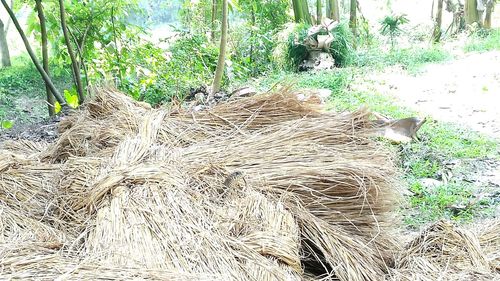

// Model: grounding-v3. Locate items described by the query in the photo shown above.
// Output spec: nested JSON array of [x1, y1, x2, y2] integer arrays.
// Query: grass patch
[[353, 46, 451, 74], [403, 180, 496, 226], [464, 28, 500, 52], [0, 55, 72, 126]]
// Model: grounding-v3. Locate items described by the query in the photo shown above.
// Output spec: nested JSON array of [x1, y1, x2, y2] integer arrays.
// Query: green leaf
[[55, 102, 62, 114], [1, 120, 14, 129], [64, 89, 79, 108]]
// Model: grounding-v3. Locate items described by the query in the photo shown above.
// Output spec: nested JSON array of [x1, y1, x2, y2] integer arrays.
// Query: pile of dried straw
[[0, 88, 498, 280]]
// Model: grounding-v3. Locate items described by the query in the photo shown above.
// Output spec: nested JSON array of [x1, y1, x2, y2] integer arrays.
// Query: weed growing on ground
[[353, 46, 451, 74], [464, 28, 500, 53]]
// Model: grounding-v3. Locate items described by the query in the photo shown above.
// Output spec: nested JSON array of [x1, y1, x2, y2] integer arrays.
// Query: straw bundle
[[477, 219, 500, 271], [0, 152, 61, 220], [388, 220, 498, 281], [1, 87, 496, 280]]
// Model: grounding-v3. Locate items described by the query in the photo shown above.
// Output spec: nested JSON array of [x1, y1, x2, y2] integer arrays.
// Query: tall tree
[[349, 0, 357, 39], [292, 0, 312, 24], [316, 0, 322, 24], [326, 0, 340, 21], [465, 0, 480, 25], [483, 0, 495, 28], [432, 0, 444, 43], [0, 17, 10, 67], [211, 0, 217, 42], [212, 0, 227, 93], [0, 0, 12, 67], [292, 0, 303, 22], [35, 0, 55, 116], [0, 0, 66, 106], [301, 0, 313, 24], [59, 0, 84, 104]]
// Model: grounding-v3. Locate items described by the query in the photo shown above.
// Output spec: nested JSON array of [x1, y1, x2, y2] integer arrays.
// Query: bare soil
[[363, 50, 500, 139]]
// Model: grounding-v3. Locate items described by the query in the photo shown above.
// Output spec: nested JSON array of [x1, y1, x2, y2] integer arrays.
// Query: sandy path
[[364, 51, 500, 140]]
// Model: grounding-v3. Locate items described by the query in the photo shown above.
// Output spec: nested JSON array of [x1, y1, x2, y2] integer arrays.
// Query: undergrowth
[[0, 56, 72, 126], [464, 28, 500, 52], [353, 46, 451, 74]]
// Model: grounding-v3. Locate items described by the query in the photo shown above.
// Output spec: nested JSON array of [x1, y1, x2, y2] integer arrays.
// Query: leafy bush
[[380, 14, 409, 48], [128, 33, 220, 105], [230, 0, 290, 78], [283, 23, 310, 71], [329, 22, 355, 67], [284, 21, 355, 71]]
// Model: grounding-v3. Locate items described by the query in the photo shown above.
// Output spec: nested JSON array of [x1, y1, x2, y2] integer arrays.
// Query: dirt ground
[[364, 50, 500, 139]]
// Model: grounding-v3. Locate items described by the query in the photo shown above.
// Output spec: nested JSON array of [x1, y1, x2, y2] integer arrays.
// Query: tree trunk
[[211, 0, 217, 42], [59, 0, 84, 104], [0, 0, 66, 106], [292, 0, 303, 23], [465, 0, 480, 25], [249, 4, 255, 68], [36, 0, 55, 116], [326, 0, 340, 21], [432, 0, 444, 43], [349, 0, 357, 39], [211, 0, 227, 94], [301, 0, 313, 24], [316, 0, 322, 24], [483, 1, 494, 28], [0, 19, 11, 67]]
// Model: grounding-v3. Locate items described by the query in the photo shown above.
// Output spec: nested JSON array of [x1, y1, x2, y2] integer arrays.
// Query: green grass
[[0, 55, 72, 127], [353, 46, 451, 74], [464, 28, 500, 53], [404, 181, 496, 226]]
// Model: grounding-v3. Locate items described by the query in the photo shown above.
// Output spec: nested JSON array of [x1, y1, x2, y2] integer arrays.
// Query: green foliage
[[230, 0, 290, 77], [139, 33, 220, 105], [1, 120, 14, 129], [379, 14, 409, 48], [464, 28, 500, 52], [285, 21, 355, 71], [329, 22, 355, 67], [0, 55, 72, 125], [285, 23, 310, 71]]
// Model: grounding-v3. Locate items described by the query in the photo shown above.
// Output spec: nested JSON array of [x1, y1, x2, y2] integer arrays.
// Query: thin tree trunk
[[433, 0, 444, 43], [326, 0, 340, 21], [249, 5, 255, 68], [301, 0, 313, 24], [0, 0, 66, 106], [292, 0, 303, 22], [483, 1, 494, 28], [211, 0, 227, 94], [211, 0, 218, 42], [5, 0, 12, 31], [0, 19, 11, 67], [59, 0, 84, 104], [465, 0, 480, 25], [36, 0, 55, 116], [317, 0, 322, 24], [111, 7, 122, 86], [349, 0, 357, 39]]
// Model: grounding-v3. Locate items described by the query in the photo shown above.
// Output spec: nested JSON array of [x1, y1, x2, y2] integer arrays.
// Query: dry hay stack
[[1, 88, 497, 280], [388, 220, 500, 281]]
